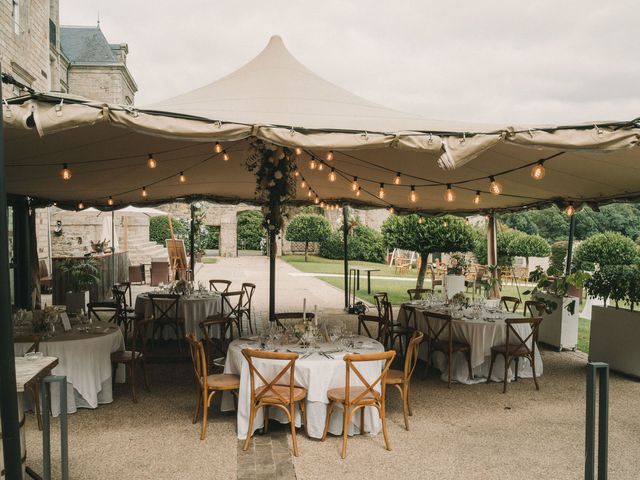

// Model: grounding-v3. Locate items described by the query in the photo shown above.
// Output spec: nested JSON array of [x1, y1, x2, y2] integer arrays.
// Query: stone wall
[[66, 65, 135, 105]]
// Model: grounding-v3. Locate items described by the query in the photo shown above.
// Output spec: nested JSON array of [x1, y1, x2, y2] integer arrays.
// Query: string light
[[314, 195, 319, 204], [565, 203, 575, 216], [60, 164, 72, 180], [394, 172, 401, 185], [107, 196, 114, 206], [301, 179, 307, 188], [142, 186, 148, 197], [410, 185, 418, 203], [329, 168, 336, 182], [356, 187, 361, 197], [531, 160, 546, 180], [78, 201, 84, 210], [351, 177, 359, 191], [309, 158, 317, 170], [222, 150, 230, 161], [318, 162, 324, 171], [295, 147, 303, 156], [444, 184, 455, 202], [307, 189, 313, 198], [388, 206, 395, 213], [147, 154, 157, 169], [293, 169, 300, 177], [378, 183, 385, 199], [418, 216, 424, 224], [488, 176, 502, 195], [474, 190, 481, 205], [320, 201, 326, 208], [326, 151, 334, 161], [179, 172, 186, 183], [443, 220, 448, 227], [214, 142, 223, 153]]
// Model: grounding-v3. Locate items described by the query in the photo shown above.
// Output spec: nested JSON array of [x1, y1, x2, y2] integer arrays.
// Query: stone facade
[[66, 64, 135, 105]]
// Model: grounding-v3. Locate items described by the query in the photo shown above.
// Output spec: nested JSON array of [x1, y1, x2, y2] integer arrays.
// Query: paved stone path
[[237, 428, 297, 479]]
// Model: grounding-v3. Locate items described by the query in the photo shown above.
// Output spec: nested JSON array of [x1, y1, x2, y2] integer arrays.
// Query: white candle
[[313, 305, 318, 326], [302, 298, 307, 321]]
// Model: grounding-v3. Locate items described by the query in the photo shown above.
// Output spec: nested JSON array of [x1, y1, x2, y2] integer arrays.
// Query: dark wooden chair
[[357, 314, 387, 343], [110, 318, 152, 402], [407, 288, 433, 300], [150, 258, 170, 286], [148, 294, 185, 351], [500, 296, 521, 313], [220, 290, 244, 338], [87, 302, 119, 325], [273, 312, 315, 328], [209, 279, 232, 293], [239, 283, 256, 334], [524, 300, 546, 317], [199, 316, 234, 369], [15, 335, 43, 429], [381, 300, 410, 358], [112, 286, 141, 343], [487, 317, 543, 393], [128, 264, 145, 284], [373, 292, 389, 318], [424, 311, 473, 388]]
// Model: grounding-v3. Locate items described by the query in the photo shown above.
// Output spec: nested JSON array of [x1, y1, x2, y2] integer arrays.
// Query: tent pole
[[112, 210, 116, 282], [0, 62, 25, 480], [189, 204, 195, 280], [14, 196, 32, 309], [268, 198, 279, 323], [566, 214, 576, 276], [342, 204, 349, 310], [487, 211, 500, 298]]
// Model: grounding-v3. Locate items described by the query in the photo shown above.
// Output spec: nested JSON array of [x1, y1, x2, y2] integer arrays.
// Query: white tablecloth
[[135, 293, 222, 340], [14, 321, 125, 415], [222, 336, 385, 440], [398, 304, 543, 385]]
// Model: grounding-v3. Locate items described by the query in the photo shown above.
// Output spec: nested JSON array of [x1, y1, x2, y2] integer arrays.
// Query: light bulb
[[307, 188, 312, 197], [309, 159, 317, 170], [147, 154, 157, 169], [474, 190, 481, 205], [214, 142, 223, 153], [295, 147, 302, 156], [394, 173, 401, 185], [351, 177, 359, 191], [356, 187, 361, 197], [410, 186, 418, 203], [60, 164, 72, 180], [320, 201, 326, 208], [379, 183, 385, 199], [293, 169, 300, 177], [301, 179, 307, 188], [142, 186, 148, 197], [388, 206, 395, 213], [78, 201, 84, 210], [531, 161, 546, 180], [443, 220, 448, 227], [565, 204, 575, 216], [107, 196, 114, 206], [329, 168, 336, 182], [314, 196, 319, 204], [326, 150, 334, 161], [489, 176, 502, 195], [418, 216, 424, 225], [179, 172, 186, 183], [222, 150, 230, 161], [318, 162, 324, 171], [444, 184, 455, 202]]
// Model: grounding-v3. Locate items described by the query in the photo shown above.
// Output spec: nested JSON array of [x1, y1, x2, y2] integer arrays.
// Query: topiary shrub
[[237, 211, 265, 250], [285, 213, 332, 261], [149, 216, 188, 246], [574, 231, 639, 271], [319, 230, 344, 260], [205, 227, 220, 250], [349, 224, 385, 263], [548, 240, 568, 276]]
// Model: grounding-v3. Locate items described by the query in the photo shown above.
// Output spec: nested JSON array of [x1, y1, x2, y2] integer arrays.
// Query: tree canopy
[[573, 231, 639, 271], [285, 213, 331, 261]]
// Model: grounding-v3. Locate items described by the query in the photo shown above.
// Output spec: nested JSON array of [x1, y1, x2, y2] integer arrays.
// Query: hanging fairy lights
[[565, 203, 575, 216], [351, 177, 359, 191], [309, 158, 317, 170], [147, 154, 157, 169], [329, 168, 336, 182], [107, 196, 114, 206], [531, 160, 546, 180], [141, 186, 148, 197], [326, 151, 334, 161], [394, 172, 402, 185], [222, 150, 230, 161], [444, 184, 455, 202], [301, 178, 307, 188], [378, 183, 385, 199], [214, 142, 223, 154], [410, 185, 417, 203], [488, 176, 502, 195], [77, 201, 84, 210], [295, 147, 303, 156], [474, 191, 481, 205], [60, 164, 72, 180], [179, 172, 186, 183]]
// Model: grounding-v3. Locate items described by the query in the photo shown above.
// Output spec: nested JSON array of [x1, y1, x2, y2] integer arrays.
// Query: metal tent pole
[[487, 211, 500, 298], [566, 214, 576, 275], [342, 204, 349, 310], [189, 204, 195, 280], [0, 62, 24, 480]]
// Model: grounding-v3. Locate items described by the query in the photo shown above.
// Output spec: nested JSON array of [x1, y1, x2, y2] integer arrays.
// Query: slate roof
[[60, 26, 118, 64]]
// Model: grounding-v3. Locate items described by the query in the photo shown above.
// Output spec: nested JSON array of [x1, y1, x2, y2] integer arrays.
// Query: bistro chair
[[199, 316, 234, 369], [524, 300, 546, 317], [242, 349, 308, 456], [209, 279, 232, 293], [487, 317, 543, 393], [112, 286, 141, 343], [148, 293, 185, 351], [113, 282, 134, 310], [357, 314, 387, 343], [401, 304, 422, 332], [500, 296, 521, 313], [239, 283, 257, 333], [373, 292, 389, 318], [385, 331, 424, 430], [220, 290, 244, 338], [110, 318, 152, 403], [424, 311, 473, 388], [273, 312, 315, 328], [186, 334, 239, 440], [321, 350, 395, 459], [381, 300, 410, 358], [15, 335, 43, 429], [407, 288, 433, 300], [87, 302, 119, 325]]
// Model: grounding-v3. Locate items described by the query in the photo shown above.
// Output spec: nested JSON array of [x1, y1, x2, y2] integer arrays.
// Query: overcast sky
[[60, 0, 640, 125]]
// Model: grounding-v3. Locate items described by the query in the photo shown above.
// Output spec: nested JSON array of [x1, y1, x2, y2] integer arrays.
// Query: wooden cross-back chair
[[357, 314, 387, 343], [113, 282, 133, 309], [198, 316, 234, 369], [373, 292, 389, 318], [148, 293, 184, 351], [110, 317, 152, 403], [15, 335, 43, 429], [322, 350, 396, 459], [239, 283, 256, 334], [500, 296, 521, 313], [112, 286, 140, 342], [186, 334, 239, 440], [87, 302, 119, 325], [381, 300, 410, 358], [209, 279, 232, 293], [220, 290, 244, 338], [385, 331, 424, 430], [407, 288, 433, 300], [487, 317, 543, 393], [273, 312, 315, 328], [424, 311, 473, 388], [524, 300, 546, 317], [242, 349, 308, 456]]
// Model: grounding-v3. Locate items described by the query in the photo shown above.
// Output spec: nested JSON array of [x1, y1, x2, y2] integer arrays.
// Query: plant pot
[[536, 292, 579, 351], [65, 291, 90, 314], [590, 305, 640, 378], [444, 274, 465, 298]]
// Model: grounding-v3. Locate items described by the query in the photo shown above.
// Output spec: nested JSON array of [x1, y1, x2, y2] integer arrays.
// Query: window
[[12, 0, 20, 35], [49, 19, 57, 46]]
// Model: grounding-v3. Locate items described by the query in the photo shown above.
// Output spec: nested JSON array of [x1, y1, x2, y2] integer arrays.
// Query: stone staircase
[[125, 232, 168, 266]]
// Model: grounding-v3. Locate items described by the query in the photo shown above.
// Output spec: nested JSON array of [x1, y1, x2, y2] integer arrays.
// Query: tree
[[285, 213, 331, 261], [548, 240, 568, 276], [382, 215, 475, 288], [149, 215, 188, 245], [237, 211, 265, 250], [507, 232, 551, 268], [573, 231, 639, 271]]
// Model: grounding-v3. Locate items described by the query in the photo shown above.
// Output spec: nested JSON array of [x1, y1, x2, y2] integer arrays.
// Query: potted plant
[[587, 264, 640, 377], [59, 258, 100, 314], [524, 270, 590, 351], [445, 253, 468, 298]]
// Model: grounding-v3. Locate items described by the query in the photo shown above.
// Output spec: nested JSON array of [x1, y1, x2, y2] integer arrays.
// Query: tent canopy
[[3, 35, 640, 214]]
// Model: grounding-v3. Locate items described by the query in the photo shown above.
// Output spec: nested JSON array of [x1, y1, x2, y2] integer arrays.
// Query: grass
[[201, 257, 218, 264], [283, 254, 592, 353]]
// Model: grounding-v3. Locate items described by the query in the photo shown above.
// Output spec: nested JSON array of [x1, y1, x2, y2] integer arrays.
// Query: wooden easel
[[167, 215, 188, 280]]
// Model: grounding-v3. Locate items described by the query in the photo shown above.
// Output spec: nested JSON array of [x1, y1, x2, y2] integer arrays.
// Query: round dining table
[[14, 320, 125, 416], [398, 302, 543, 385], [134, 292, 222, 340], [222, 335, 386, 440]]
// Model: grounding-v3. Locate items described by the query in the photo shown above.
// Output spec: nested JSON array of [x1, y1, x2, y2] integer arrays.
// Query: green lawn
[[282, 254, 591, 353]]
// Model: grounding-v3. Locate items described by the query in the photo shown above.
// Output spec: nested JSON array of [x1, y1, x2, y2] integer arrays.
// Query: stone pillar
[[219, 211, 237, 257]]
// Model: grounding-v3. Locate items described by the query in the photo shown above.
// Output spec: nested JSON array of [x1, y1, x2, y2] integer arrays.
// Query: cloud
[[60, 0, 640, 124]]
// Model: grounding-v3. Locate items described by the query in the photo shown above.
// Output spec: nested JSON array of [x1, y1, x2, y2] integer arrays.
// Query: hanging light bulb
[[388, 206, 395, 213], [329, 168, 336, 182], [443, 220, 448, 227], [142, 186, 148, 197], [565, 203, 575, 216], [309, 158, 317, 170], [214, 142, 223, 153], [418, 216, 424, 225], [107, 196, 114, 206], [317, 162, 324, 171], [356, 187, 361, 197], [147, 154, 157, 169], [444, 184, 455, 202], [473, 190, 481, 205], [378, 183, 385, 199], [488, 176, 502, 195], [222, 150, 230, 161], [351, 177, 359, 191], [300, 179, 307, 188], [60, 164, 72, 180], [314, 195, 319, 204], [410, 185, 418, 203], [320, 201, 326, 208], [531, 160, 546, 180], [179, 172, 186, 183], [307, 188, 312, 197], [295, 147, 303, 156], [78, 201, 84, 210], [394, 172, 401, 185], [293, 169, 300, 177], [326, 150, 334, 161]]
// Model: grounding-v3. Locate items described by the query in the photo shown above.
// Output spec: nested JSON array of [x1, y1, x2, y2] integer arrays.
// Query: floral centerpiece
[[450, 292, 468, 308], [32, 306, 59, 334], [169, 279, 193, 296], [293, 319, 319, 346]]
